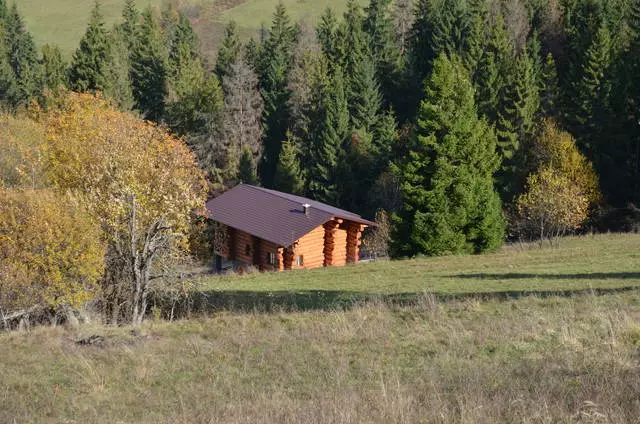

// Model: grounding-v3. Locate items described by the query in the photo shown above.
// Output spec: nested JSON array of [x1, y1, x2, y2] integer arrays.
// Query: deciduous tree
[[43, 93, 206, 325]]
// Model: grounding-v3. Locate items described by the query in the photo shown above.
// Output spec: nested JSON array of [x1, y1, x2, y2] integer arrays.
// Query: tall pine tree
[[257, 3, 297, 187], [69, 1, 109, 92], [275, 132, 306, 195], [215, 21, 242, 82], [392, 54, 504, 257], [308, 66, 349, 204], [131, 7, 168, 122]]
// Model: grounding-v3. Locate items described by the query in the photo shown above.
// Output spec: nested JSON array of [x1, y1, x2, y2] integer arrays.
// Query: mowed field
[[16, 0, 362, 59], [2, 234, 640, 422]]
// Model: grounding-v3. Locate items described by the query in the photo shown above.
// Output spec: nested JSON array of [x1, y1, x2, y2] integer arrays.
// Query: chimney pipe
[[302, 203, 311, 215]]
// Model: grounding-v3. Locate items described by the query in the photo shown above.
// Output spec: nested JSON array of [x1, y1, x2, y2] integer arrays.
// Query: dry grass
[[2, 291, 640, 423]]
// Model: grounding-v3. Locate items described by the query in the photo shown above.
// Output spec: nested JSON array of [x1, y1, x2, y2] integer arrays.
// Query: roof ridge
[[243, 184, 313, 205], [243, 184, 366, 220]]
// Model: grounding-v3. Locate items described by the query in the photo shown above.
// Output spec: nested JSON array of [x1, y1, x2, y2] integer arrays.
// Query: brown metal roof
[[205, 184, 375, 247]]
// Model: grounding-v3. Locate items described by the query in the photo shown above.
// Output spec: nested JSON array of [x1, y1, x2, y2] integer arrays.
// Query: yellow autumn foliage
[[0, 113, 46, 189], [42, 92, 207, 249], [0, 189, 105, 313], [530, 119, 601, 204], [516, 120, 600, 239]]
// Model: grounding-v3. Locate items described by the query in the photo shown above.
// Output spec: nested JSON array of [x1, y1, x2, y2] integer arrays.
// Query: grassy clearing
[[218, 0, 367, 37], [198, 234, 640, 301], [16, 0, 165, 55], [2, 291, 640, 422], [17, 0, 364, 58]]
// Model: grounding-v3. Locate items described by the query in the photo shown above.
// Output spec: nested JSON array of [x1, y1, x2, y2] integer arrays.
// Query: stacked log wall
[[291, 225, 326, 270]]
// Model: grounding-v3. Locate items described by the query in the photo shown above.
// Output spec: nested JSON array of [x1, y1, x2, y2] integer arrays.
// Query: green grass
[[200, 233, 640, 298], [15, 0, 360, 59], [2, 291, 640, 422], [219, 0, 367, 36], [16, 0, 165, 55], [2, 234, 640, 422]]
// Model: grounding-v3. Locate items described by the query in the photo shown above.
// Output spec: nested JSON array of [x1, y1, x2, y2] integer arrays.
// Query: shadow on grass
[[184, 284, 640, 315], [452, 272, 640, 280]]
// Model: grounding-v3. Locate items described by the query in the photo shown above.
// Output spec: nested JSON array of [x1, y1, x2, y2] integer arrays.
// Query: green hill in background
[[16, 0, 363, 61]]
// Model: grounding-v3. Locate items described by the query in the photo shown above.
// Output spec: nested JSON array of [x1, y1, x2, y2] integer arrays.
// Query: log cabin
[[205, 184, 375, 272]]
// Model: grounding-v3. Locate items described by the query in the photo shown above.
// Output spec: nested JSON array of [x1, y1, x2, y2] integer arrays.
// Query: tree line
[[1, 0, 639, 324]]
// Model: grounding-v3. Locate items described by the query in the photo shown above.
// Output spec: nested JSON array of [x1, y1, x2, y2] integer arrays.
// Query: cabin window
[[267, 252, 276, 265], [245, 244, 251, 256], [296, 255, 304, 267]]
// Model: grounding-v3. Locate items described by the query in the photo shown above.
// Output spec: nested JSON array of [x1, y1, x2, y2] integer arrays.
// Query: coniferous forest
[[2, 0, 640, 261]]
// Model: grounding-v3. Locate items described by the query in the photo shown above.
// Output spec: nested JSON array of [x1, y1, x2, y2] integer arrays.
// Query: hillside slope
[[17, 0, 362, 59]]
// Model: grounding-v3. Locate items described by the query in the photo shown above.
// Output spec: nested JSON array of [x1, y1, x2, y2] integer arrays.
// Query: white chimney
[[302, 203, 311, 215]]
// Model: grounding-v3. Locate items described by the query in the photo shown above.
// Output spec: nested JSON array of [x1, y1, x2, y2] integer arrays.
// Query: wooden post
[[323, 220, 341, 266], [346, 223, 365, 264]]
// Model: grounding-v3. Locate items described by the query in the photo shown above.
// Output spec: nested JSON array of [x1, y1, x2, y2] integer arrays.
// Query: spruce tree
[[317, 8, 344, 69], [349, 52, 382, 133], [40, 44, 67, 96], [166, 43, 223, 137], [540, 52, 560, 117], [495, 49, 540, 201], [102, 28, 135, 110], [69, 1, 109, 92], [363, 0, 401, 106], [475, 14, 513, 123], [131, 7, 168, 122], [308, 67, 349, 204], [238, 148, 259, 185], [464, 0, 488, 72], [257, 3, 297, 187], [166, 9, 199, 77], [0, 27, 17, 108], [120, 0, 139, 51], [392, 54, 504, 257], [275, 132, 306, 195], [3, 3, 41, 106], [571, 24, 612, 158], [215, 21, 241, 82]]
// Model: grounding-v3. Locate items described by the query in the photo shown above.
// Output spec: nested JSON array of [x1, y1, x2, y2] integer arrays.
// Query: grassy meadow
[[2, 233, 640, 422], [16, 0, 364, 59], [16, 0, 165, 55], [195, 234, 640, 312]]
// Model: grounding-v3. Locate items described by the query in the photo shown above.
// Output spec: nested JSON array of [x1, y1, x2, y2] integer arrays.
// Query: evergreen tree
[[464, 0, 488, 72], [317, 8, 345, 69], [69, 1, 109, 92], [349, 52, 382, 132], [257, 3, 297, 187], [102, 28, 135, 110], [392, 54, 504, 257], [120, 0, 139, 51], [131, 7, 168, 122], [540, 52, 560, 117], [0, 27, 17, 108], [165, 7, 199, 76], [3, 3, 41, 106], [238, 148, 259, 185], [495, 49, 540, 201], [475, 14, 514, 123], [571, 24, 612, 157], [364, 0, 401, 106], [275, 132, 306, 195], [308, 67, 349, 204], [166, 43, 223, 137], [40, 44, 67, 99], [215, 21, 242, 82]]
